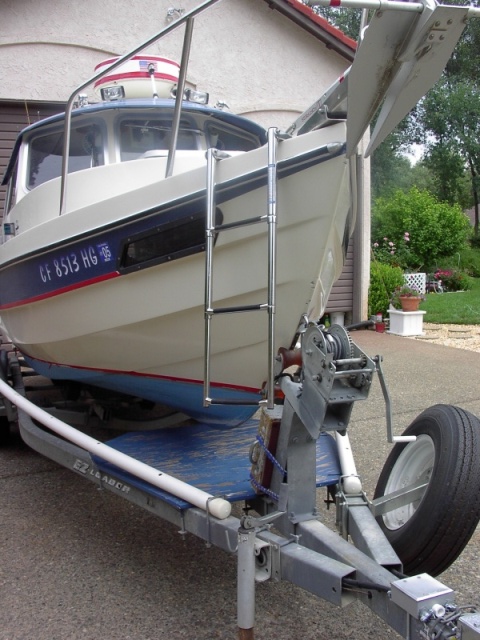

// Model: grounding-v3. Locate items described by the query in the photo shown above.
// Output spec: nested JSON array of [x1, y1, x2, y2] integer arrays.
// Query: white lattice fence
[[404, 272, 426, 294]]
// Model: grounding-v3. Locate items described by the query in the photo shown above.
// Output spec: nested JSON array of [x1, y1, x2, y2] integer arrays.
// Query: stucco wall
[[0, 0, 349, 128]]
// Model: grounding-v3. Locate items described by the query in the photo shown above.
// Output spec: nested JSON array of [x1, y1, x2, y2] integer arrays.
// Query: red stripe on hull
[[0, 272, 120, 310]]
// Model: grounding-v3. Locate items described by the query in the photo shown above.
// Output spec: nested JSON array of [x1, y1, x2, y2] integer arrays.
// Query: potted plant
[[391, 284, 422, 312]]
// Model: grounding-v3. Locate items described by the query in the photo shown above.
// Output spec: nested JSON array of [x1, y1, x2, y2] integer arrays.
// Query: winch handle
[[373, 355, 417, 444]]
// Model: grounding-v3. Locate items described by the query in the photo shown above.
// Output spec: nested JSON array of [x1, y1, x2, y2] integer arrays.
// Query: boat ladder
[[203, 128, 280, 410]]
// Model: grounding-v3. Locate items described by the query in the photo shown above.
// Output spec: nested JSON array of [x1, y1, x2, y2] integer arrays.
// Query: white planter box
[[387, 309, 426, 336]]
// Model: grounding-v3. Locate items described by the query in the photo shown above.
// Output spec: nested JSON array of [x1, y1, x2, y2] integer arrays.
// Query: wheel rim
[[382, 434, 435, 531]]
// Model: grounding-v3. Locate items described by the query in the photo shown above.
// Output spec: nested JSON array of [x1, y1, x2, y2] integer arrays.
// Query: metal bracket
[[240, 510, 285, 531], [335, 488, 368, 540]]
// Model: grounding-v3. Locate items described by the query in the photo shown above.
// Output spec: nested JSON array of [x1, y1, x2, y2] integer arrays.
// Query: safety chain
[[256, 434, 286, 476], [249, 473, 279, 502]]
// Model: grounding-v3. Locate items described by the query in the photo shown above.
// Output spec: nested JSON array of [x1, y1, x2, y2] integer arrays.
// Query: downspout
[[352, 9, 371, 324], [352, 137, 371, 324]]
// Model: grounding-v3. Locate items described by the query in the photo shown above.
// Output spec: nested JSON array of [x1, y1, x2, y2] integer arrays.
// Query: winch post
[[269, 399, 318, 523]]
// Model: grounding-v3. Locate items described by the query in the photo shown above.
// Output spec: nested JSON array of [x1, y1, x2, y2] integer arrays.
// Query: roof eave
[[263, 0, 356, 62]]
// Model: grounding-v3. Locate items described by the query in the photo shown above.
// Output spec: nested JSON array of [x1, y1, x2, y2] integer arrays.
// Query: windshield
[[119, 117, 200, 161], [27, 120, 105, 189]]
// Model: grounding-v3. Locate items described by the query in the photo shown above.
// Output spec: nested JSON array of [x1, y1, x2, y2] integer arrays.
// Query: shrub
[[458, 245, 480, 277], [369, 261, 405, 317], [469, 234, 480, 249], [372, 187, 470, 271], [371, 233, 413, 270], [434, 269, 472, 291]]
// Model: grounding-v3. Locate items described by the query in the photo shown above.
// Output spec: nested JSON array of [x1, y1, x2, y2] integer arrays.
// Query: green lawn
[[420, 278, 480, 324]]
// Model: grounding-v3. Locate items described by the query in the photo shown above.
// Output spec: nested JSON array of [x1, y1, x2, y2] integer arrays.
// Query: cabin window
[[27, 121, 105, 189], [119, 118, 200, 161], [205, 123, 260, 152], [119, 209, 223, 272]]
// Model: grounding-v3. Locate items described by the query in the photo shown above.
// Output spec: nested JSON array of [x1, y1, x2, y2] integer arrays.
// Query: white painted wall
[[0, 0, 349, 129]]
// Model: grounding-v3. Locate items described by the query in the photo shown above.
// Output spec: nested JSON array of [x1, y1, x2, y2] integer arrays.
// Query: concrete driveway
[[1, 329, 479, 640]]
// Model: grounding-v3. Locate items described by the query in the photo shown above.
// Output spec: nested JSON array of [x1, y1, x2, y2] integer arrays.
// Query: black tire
[[374, 404, 480, 576]]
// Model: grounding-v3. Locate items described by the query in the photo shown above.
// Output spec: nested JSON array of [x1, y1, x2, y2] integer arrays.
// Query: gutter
[[264, 0, 356, 62]]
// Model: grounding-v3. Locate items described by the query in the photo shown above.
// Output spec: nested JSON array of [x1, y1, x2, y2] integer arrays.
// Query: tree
[[372, 188, 471, 271], [422, 79, 480, 232], [418, 3, 480, 231]]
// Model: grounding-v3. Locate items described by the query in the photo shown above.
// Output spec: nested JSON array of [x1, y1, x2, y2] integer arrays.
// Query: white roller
[[335, 430, 363, 494], [0, 377, 231, 520]]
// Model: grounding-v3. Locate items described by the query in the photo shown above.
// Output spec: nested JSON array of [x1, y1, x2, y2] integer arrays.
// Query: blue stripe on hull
[[23, 354, 260, 427], [0, 198, 205, 308], [0, 141, 345, 309]]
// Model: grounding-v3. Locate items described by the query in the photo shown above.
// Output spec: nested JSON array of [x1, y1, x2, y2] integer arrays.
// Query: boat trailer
[[1, 324, 479, 640]]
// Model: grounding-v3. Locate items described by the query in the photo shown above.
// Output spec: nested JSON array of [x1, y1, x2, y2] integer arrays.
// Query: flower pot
[[399, 296, 421, 312]]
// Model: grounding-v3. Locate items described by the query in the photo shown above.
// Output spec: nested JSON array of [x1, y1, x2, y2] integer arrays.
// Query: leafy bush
[[369, 261, 405, 317], [434, 269, 472, 291], [372, 187, 471, 271], [469, 234, 480, 249], [371, 233, 413, 270], [458, 245, 480, 277]]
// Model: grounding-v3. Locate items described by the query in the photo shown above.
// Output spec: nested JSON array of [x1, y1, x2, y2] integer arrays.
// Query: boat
[[2, 3, 480, 637], [0, 94, 351, 426], [0, 0, 472, 427]]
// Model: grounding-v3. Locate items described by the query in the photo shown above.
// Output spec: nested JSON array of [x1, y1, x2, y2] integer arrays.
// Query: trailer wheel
[[373, 404, 480, 576]]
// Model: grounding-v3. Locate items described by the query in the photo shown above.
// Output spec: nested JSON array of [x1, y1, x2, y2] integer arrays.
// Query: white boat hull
[[0, 124, 351, 424]]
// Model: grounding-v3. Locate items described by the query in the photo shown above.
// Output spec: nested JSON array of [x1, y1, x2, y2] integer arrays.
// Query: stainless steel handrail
[[59, 0, 223, 216], [165, 17, 195, 179]]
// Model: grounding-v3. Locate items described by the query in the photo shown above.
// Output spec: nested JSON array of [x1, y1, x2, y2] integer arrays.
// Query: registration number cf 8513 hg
[[39, 242, 113, 283]]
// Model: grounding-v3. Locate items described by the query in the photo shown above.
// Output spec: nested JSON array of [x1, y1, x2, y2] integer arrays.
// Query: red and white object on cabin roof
[[93, 55, 181, 99]]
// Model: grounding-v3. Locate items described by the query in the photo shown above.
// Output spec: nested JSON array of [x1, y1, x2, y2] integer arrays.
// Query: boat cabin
[[2, 98, 267, 220]]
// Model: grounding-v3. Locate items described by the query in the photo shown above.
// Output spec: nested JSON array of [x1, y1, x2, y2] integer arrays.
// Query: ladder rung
[[208, 303, 268, 315], [205, 397, 264, 407], [211, 215, 267, 232]]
